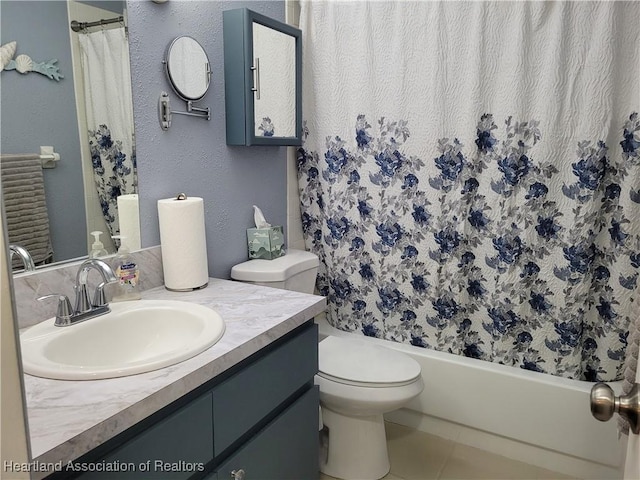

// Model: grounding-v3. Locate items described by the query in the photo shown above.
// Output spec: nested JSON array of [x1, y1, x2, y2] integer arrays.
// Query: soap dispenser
[[111, 235, 141, 301], [89, 231, 108, 258]]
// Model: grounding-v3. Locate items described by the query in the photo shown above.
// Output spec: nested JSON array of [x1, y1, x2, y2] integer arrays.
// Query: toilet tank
[[230, 249, 319, 294]]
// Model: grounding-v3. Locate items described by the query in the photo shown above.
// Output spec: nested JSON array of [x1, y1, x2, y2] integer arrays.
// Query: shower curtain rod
[[70, 16, 124, 32]]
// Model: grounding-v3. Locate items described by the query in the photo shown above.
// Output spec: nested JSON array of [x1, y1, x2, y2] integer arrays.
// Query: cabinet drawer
[[216, 387, 319, 480], [77, 392, 213, 480], [213, 324, 318, 455]]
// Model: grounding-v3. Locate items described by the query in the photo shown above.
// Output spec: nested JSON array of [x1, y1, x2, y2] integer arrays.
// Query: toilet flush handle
[[230, 469, 245, 480]]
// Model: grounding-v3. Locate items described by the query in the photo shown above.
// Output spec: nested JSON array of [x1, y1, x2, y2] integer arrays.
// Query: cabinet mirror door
[[224, 9, 302, 146], [252, 22, 296, 140]]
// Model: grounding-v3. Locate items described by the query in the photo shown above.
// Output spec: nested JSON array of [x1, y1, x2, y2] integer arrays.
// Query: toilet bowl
[[316, 335, 423, 480], [231, 250, 424, 480]]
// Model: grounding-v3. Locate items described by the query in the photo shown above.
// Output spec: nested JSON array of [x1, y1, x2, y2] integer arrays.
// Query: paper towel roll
[[158, 195, 209, 291], [117, 194, 141, 251]]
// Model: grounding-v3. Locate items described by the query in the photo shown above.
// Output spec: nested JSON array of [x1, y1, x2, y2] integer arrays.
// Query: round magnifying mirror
[[165, 36, 211, 101]]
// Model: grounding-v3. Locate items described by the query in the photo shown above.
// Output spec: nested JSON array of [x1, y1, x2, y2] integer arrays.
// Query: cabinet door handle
[[251, 58, 261, 100], [231, 469, 245, 480]]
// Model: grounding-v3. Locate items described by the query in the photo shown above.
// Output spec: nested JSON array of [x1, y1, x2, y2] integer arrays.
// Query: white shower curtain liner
[[297, 0, 640, 381]]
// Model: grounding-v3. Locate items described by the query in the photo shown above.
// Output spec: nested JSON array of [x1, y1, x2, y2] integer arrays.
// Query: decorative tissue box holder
[[247, 226, 285, 260]]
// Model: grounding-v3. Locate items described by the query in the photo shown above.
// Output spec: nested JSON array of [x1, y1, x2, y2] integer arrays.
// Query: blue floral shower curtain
[[297, 1, 640, 381], [78, 28, 137, 238]]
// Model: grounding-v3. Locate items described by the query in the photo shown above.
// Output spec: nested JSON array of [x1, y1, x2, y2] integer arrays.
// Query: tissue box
[[247, 226, 285, 260]]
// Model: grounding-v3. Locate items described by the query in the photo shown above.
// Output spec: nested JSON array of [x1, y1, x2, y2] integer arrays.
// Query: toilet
[[231, 249, 424, 480]]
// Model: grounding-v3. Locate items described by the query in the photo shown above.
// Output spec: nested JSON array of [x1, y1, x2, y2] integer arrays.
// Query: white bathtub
[[316, 316, 626, 479]]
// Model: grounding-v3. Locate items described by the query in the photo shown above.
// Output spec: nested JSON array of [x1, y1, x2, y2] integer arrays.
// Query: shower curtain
[[78, 27, 137, 238], [297, 1, 640, 381]]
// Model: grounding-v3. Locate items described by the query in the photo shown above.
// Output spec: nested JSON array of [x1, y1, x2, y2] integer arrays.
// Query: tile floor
[[319, 422, 577, 480]]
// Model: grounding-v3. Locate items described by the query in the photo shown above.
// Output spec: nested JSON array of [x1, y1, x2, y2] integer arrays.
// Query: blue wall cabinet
[[223, 8, 302, 146], [65, 322, 319, 480]]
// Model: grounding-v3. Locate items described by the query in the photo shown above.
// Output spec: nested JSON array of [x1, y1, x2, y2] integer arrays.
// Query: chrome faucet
[[74, 258, 118, 314], [9, 244, 36, 272], [39, 258, 118, 327]]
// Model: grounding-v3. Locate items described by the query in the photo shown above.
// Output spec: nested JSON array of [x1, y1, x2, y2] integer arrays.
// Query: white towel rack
[[39, 146, 60, 169], [0, 146, 61, 168]]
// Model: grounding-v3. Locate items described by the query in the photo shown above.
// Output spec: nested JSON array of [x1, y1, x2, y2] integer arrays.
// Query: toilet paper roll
[[117, 194, 141, 251], [158, 195, 209, 291]]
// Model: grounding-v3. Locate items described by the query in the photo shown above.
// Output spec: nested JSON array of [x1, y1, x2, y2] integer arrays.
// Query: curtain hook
[[120, 18, 129, 38]]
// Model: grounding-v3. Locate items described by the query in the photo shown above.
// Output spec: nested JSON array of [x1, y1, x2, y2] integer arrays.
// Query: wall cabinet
[[223, 8, 302, 146], [61, 322, 318, 480]]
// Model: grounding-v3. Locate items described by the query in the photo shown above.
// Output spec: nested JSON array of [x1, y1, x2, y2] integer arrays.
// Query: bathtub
[[316, 316, 626, 479]]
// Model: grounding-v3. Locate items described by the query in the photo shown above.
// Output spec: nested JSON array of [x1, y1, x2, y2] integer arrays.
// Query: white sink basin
[[20, 300, 225, 380]]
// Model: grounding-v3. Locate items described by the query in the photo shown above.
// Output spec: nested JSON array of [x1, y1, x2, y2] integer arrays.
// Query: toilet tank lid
[[230, 249, 319, 282]]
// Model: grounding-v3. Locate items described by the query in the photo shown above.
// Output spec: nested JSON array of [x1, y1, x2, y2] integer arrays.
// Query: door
[[591, 356, 640, 479], [624, 353, 640, 479]]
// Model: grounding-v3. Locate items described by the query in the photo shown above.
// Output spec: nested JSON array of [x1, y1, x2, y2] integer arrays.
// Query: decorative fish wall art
[[0, 41, 63, 81]]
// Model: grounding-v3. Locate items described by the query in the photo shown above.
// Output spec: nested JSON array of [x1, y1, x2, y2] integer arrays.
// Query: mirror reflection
[[166, 36, 210, 101], [0, 0, 139, 271], [252, 22, 296, 138]]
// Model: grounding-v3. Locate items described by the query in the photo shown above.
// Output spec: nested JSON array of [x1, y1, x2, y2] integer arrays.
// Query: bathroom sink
[[20, 300, 225, 380]]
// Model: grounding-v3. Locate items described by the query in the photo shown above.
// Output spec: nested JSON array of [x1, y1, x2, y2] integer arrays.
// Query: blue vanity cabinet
[[69, 392, 214, 480], [212, 321, 318, 456], [67, 322, 319, 480], [210, 387, 319, 480]]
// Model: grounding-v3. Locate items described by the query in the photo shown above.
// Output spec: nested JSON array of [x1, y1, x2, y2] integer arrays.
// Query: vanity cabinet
[[65, 322, 319, 480], [223, 8, 302, 146], [208, 388, 318, 480]]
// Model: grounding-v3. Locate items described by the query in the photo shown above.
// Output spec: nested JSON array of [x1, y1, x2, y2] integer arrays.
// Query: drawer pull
[[231, 468, 246, 480]]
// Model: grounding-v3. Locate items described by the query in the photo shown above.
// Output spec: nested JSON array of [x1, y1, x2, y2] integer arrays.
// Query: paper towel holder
[[158, 193, 210, 293]]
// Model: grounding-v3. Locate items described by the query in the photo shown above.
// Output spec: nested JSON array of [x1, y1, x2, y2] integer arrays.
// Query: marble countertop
[[22, 278, 326, 475]]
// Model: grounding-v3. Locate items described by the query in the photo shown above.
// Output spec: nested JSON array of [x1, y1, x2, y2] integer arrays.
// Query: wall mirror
[[223, 8, 302, 146], [159, 36, 211, 130], [0, 0, 139, 271]]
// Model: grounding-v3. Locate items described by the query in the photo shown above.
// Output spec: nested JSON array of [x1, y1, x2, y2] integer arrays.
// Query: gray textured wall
[[127, 0, 287, 279], [0, 1, 87, 262]]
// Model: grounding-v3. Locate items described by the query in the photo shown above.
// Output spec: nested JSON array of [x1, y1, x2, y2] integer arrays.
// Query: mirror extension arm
[[158, 92, 211, 131]]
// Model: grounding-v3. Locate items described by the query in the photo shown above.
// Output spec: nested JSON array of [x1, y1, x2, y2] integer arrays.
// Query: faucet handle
[[38, 294, 73, 326], [92, 282, 109, 307], [74, 284, 92, 314]]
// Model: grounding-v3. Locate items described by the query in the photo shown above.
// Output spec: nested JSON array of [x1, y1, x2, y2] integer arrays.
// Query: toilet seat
[[318, 335, 421, 388]]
